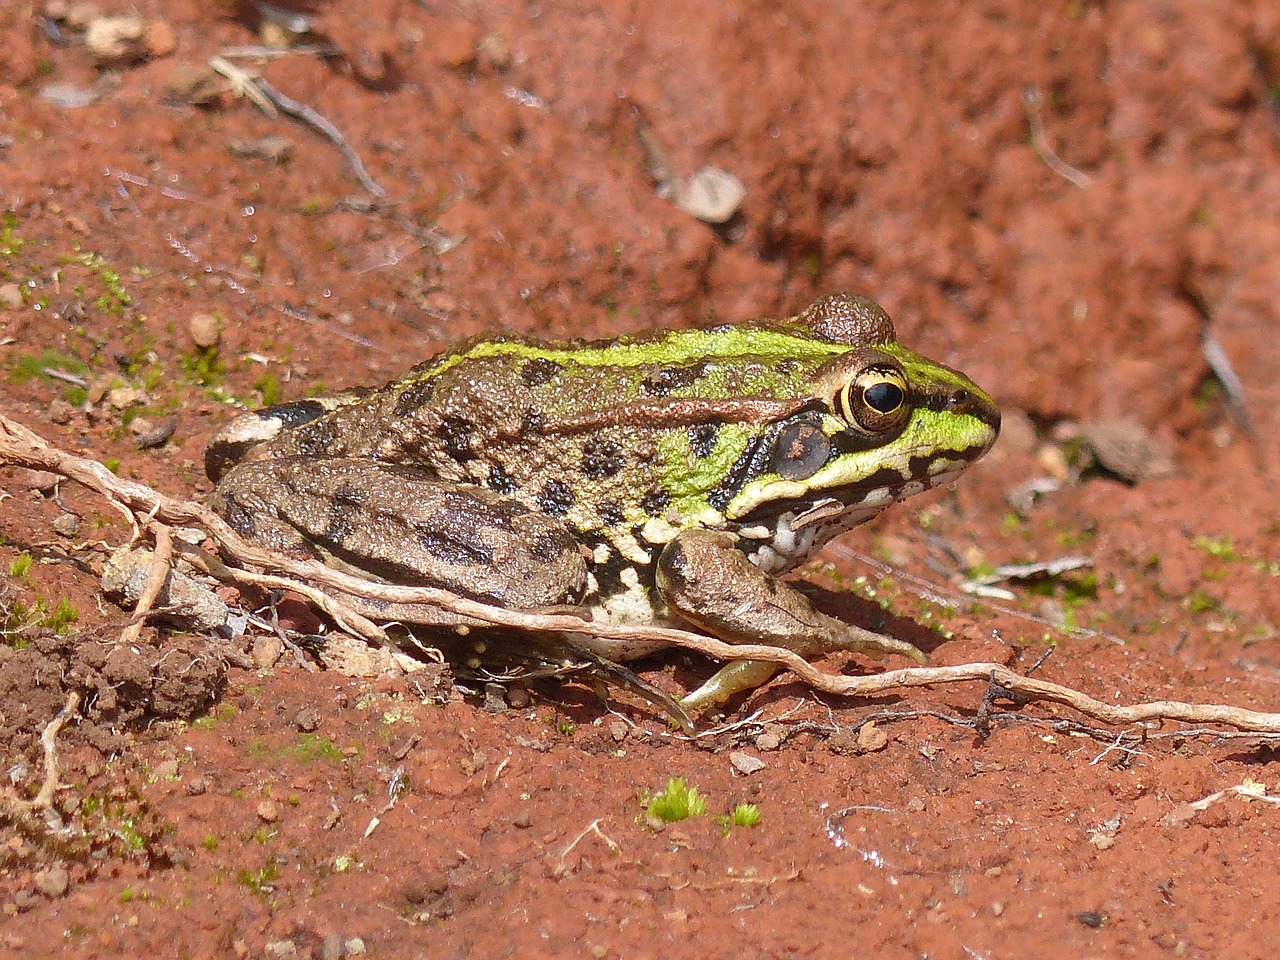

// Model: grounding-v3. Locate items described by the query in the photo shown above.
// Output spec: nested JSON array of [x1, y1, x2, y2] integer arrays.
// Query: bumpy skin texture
[[208, 293, 1000, 714]]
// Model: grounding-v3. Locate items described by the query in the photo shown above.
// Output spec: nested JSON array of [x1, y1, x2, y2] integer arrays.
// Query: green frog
[[207, 293, 999, 720]]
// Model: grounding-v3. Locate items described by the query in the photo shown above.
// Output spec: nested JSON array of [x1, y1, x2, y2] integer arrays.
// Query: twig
[[254, 77, 386, 198], [1022, 86, 1090, 189], [2, 691, 81, 815], [118, 522, 172, 646], [553, 817, 621, 875], [7, 414, 1280, 737]]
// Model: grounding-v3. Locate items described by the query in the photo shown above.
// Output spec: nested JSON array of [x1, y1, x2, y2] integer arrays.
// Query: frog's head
[[721, 293, 1000, 572]]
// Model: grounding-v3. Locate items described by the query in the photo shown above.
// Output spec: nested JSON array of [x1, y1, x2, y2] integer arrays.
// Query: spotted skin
[[208, 293, 1000, 716]]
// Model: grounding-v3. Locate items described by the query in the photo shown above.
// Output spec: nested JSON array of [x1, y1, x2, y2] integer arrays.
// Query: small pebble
[[506, 685, 530, 709], [33, 865, 70, 899], [144, 19, 175, 57], [729, 751, 766, 775], [252, 635, 283, 670], [47, 399, 74, 424], [609, 721, 628, 743], [85, 12, 147, 63], [293, 708, 321, 732], [754, 731, 782, 752], [188, 312, 220, 350], [482, 683, 508, 713], [151, 759, 179, 780], [185, 776, 207, 796], [0, 283, 22, 310], [131, 416, 175, 449], [257, 799, 280, 823], [52, 514, 79, 537], [105, 386, 147, 410], [18, 469, 59, 494], [321, 933, 344, 960], [263, 940, 297, 959], [856, 722, 889, 753], [344, 938, 366, 956]]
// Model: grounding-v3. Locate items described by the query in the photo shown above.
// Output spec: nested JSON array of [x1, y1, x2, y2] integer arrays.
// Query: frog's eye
[[838, 365, 911, 434]]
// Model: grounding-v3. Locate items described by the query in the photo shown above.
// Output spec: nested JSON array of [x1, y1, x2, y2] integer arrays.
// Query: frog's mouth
[[729, 461, 973, 575]]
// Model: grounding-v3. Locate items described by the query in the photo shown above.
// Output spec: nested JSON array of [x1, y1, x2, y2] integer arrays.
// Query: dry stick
[[5, 413, 1280, 735], [118, 522, 172, 646], [2, 692, 81, 815], [1022, 86, 1090, 190], [253, 77, 387, 199]]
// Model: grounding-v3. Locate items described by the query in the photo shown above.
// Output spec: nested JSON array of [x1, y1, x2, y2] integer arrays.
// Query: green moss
[[8, 553, 33, 578], [44, 597, 78, 632], [716, 802, 762, 833], [1192, 534, 1239, 563], [9, 347, 89, 385], [254, 371, 281, 407], [236, 860, 280, 896], [179, 346, 225, 387], [645, 778, 707, 823], [247, 733, 345, 764], [0, 214, 26, 257], [1187, 590, 1220, 614]]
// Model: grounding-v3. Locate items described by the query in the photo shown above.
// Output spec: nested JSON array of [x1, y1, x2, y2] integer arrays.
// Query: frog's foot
[[657, 529, 925, 715]]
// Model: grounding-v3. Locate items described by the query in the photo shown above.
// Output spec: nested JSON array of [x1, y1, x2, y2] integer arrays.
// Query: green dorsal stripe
[[416, 326, 850, 382]]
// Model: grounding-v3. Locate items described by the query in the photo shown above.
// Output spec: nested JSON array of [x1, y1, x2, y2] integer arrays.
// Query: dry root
[[4, 412, 1280, 739]]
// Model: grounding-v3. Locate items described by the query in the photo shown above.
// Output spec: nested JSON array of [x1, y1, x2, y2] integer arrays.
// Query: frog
[[206, 292, 1000, 721]]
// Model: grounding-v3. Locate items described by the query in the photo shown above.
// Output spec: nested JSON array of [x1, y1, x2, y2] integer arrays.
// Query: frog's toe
[[847, 628, 926, 664], [679, 659, 781, 716]]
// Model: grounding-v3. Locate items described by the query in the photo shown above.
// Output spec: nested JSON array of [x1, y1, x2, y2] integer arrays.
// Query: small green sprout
[[645, 778, 707, 823], [729, 803, 761, 827]]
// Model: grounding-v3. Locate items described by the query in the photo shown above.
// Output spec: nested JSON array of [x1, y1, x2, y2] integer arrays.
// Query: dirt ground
[[3, 0, 1280, 956]]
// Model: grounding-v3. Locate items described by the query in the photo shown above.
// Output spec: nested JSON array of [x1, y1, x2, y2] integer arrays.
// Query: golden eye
[[838, 365, 910, 434]]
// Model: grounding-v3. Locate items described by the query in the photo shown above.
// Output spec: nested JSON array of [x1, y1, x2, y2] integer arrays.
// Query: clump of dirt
[[0, 624, 226, 759]]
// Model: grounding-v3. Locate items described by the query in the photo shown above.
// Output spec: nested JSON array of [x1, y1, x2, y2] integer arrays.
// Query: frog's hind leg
[[654, 528, 924, 715], [210, 456, 588, 609]]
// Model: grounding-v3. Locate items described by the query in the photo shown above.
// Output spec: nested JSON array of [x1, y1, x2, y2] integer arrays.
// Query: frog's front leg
[[655, 528, 925, 713], [211, 457, 588, 610]]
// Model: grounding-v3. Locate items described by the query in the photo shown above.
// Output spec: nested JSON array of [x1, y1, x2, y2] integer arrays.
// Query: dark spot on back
[[293, 419, 338, 459], [436, 414, 475, 462], [598, 500, 625, 526], [487, 462, 518, 495], [216, 491, 256, 538], [581, 437, 625, 479], [521, 357, 562, 387], [521, 408, 546, 436], [414, 520, 495, 567], [640, 360, 708, 397], [536, 478, 575, 517], [393, 378, 435, 417], [640, 486, 672, 517], [579, 533, 653, 598], [528, 530, 569, 563], [687, 423, 718, 458], [323, 484, 365, 545]]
